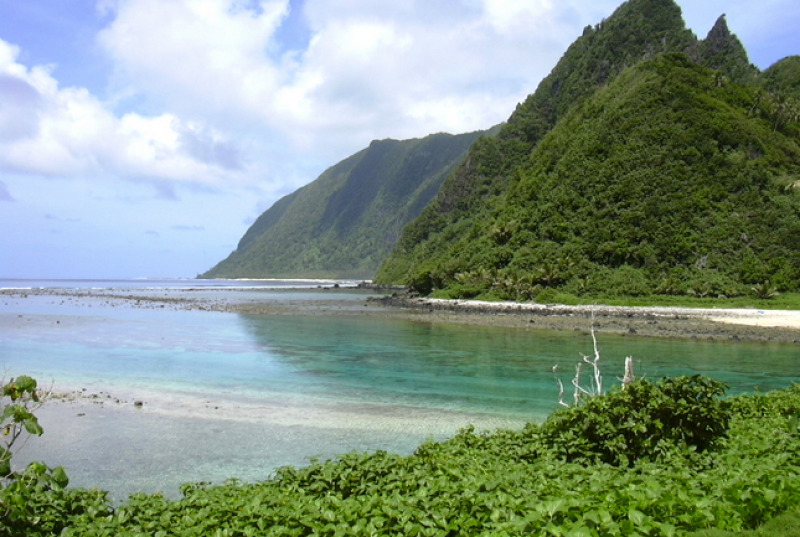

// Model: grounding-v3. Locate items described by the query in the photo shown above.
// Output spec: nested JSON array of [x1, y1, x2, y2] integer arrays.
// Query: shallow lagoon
[[1, 280, 798, 499]]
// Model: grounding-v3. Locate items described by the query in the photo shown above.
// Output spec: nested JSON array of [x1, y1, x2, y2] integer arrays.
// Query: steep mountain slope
[[377, 53, 800, 299], [201, 130, 492, 279], [205, 0, 796, 285], [415, 0, 695, 222], [375, 0, 800, 297], [376, 0, 709, 285]]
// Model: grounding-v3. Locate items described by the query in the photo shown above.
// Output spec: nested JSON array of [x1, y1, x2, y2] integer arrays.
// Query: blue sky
[[1, 0, 798, 279]]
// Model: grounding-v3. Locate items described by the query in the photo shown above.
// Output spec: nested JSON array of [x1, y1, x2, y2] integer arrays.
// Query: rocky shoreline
[[4, 287, 799, 343], [371, 295, 800, 344]]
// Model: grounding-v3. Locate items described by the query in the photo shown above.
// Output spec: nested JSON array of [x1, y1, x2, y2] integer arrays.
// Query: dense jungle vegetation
[[4, 375, 800, 536], [377, 53, 800, 301], [375, 0, 800, 300]]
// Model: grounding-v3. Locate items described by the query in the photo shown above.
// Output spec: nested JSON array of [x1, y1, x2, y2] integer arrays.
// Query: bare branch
[[552, 366, 569, 408], [571, 362, 596, 405]]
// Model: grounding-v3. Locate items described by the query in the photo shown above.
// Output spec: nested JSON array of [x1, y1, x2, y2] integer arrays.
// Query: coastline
[[370, 295, 800, 344], [5, 285, 799, 499], [3, 287, 800, 343]]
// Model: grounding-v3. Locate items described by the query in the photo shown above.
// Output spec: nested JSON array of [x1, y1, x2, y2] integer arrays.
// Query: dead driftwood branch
[[552, 310, 636, 407]]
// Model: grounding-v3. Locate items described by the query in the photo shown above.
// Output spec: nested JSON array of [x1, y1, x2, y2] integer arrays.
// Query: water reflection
[[235, 313, 800, 420]]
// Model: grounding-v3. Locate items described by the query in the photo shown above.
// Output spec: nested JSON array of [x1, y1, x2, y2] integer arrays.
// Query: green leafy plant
[[751, 280, 780, 300], [1, 375, 45, 478], [540, 375, 731, 466], [0, 375, 91, 537]]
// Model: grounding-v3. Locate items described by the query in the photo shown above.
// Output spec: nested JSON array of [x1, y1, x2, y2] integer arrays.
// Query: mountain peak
[[687, 13, 757, 83], [378, 54, 800, 297], [704, 14, 733, 54], [422, 0, 695, 219]]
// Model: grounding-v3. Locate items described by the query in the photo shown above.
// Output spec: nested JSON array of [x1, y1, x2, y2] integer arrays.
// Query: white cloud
[[2, 0, 797, 279], [98, 0, 288, 120], [281, 0, 572, 141], [0, 38, 247, 186], [3, 0, 796, 194], [94, 0, 617, 164]]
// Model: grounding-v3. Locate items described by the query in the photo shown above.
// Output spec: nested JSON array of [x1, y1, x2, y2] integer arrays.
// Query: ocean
[[1, 278, 798, 500]]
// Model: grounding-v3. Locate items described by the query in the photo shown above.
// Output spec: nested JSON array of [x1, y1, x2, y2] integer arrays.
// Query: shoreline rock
[[4, 287, 799, 344], [372, 295, 800, 344]]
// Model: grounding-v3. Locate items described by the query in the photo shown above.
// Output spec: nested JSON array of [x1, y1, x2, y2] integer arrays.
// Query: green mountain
[[376, 0, 800, 299], [201, 130, 492, 279], [762, 56, 800, 99], [417, 0, 695, 226]]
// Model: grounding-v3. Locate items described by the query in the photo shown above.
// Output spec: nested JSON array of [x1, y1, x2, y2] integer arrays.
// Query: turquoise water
[[1, 280, 798, 499]]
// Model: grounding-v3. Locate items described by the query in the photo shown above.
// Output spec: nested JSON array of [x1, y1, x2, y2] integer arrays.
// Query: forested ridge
[[201, 129, 493, 279], [375, 0, 800, 300]]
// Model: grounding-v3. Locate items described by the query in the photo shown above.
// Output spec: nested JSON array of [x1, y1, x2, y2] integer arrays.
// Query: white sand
[[706, 309, 800, 329], [419, 298, 800, 329], [46, 383, 530, 433]]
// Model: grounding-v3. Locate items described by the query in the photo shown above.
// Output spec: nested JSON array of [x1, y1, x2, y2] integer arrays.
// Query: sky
[[0, 0, 798, 279]]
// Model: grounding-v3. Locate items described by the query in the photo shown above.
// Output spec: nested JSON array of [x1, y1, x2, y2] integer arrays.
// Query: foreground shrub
[[539, 376, 730, 466]]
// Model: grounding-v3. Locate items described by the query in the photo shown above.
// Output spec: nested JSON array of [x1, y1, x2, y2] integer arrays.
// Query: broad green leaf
[[24, 417, 44, 436], [52, 465, 70, 488], [566, 526, 595, 537], [628, 509, 646, 526]]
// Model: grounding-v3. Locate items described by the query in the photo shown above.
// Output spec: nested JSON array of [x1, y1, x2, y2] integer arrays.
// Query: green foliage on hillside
[[762, 56, 800, 99], [376, 0, 799, 299], [201, 130, 492, 280], [6, 380, 800, 536], [204, 0, 794, 288], [378, 53, 800, 299], [379, 0, 697, 284]]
